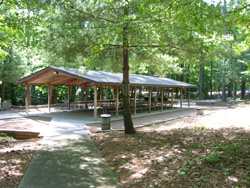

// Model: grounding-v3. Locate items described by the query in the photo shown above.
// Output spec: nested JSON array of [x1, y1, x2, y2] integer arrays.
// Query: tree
[[37, 0, 228, 133], [3, 0, 249, 133], [0, 47, 24, 104]]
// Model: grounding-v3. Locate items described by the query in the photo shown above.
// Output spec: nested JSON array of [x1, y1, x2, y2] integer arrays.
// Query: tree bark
[[210, 61, 213, 99], [122, 4, 135, 134], [180, 63, 184, 82], [233, 81, 237, 97], [184, 64, 189, 99], [199, 64, 203, 100], [240, 78, 246, 100], [1, 81, 5, 105], [222, 59, 227, 101], [228, 80, 233, 97]]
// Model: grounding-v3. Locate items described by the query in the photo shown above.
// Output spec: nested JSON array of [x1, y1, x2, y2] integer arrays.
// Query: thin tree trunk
[[1, 81, 5, 105], [228, 80, 233, 97], [180, 63, 184, 82], [81, 86, 84, 101], [240, 78, 246, 100], [222, 59, 226, 101], [233, 81, 237, 97], [122, 5, 135, 134], [184, 64, 189, 99], [199, 64, 203, 100], [222, 0, 227, 102], [210, 61, 213, 99]]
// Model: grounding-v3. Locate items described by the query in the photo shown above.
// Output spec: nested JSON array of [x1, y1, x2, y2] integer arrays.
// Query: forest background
[[0, 0, 250, 108]]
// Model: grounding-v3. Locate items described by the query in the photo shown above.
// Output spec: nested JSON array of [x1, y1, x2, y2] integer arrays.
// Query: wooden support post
[[25, 84, 30, 113], [161, 87, 164, 111], [68, 85, 71, 111], [100, 85, 102, 101], [148, 86, 152, 113], [28, 86, 31, 105], [85, 86, 88, 109], [188, 88, 190, 107], [180, 87, 183, 108], [134, 86, 137, 116], [171, 88, 174, 110], [48, 85, 52, 112], [94, 85, 97, 120], [116, 86, 119, 118]]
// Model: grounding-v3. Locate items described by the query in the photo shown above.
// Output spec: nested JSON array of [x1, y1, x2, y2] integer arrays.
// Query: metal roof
[[15, 66, 197, 88]]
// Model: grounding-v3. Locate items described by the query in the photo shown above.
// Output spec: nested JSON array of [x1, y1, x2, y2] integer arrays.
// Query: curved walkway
[[14, 115, 122, 188]]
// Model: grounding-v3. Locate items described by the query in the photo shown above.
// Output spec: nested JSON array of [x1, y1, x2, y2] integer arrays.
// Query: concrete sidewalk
[[18, 121, 122, 188]]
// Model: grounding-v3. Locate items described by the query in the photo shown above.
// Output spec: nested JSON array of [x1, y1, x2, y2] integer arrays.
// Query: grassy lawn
[[91, 105, 250, 188]]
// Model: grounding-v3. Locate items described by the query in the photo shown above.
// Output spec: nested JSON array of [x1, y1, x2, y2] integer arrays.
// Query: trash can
[[197, 108, 204, 116], [100, 114, 111, 130], [227, 101, 232, 108]]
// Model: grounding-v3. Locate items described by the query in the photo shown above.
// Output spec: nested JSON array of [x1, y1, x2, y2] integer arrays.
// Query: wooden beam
[[148, 86, 151, 113], [63, 78, 80, 85], [47, 75, 66, 84], [94, 85, 98, 120], [188, 88, 190, 107], [116, 86, 119, 118], [100, 85, 102, 101], [171, 88, 174, 110], [134, 86, 137, 116], [22, 70, 52, 84], [50, 77, 78, 85], [28, 86, 31, 105], [68, 86, 71, 110], [48, 85, 52, 112], [85, 86, 88, 109], [180, 87, 183, 108], [161, 87, 164, 111], [25, 84, 30, 113]]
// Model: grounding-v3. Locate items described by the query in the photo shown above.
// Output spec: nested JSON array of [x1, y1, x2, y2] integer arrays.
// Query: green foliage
[[0, 133, 14, 141], [1, 0, 250, 106], [194, 144, 204, 149], [203, 153, 220, 164], [193, 126, 211, 130]]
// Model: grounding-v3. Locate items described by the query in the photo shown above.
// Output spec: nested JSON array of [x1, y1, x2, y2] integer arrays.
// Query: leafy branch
[[69, 5, 119, 24]]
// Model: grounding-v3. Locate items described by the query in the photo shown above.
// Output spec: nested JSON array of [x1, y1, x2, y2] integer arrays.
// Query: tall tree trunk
[[233, 81, 237, 97], [199, 64, 203, 100], [180, 63, 184, 82], [228, 80, 233, 97], [222, 59, 226, 101], [210, 61, 213, 99], [122, 5, 135, 134], [81, 86, 84, 101], [240, 78, 246, 100], [1, 81, 5, 105]]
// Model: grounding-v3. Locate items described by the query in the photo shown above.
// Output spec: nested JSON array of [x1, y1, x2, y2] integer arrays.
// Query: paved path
[[86, 107, 225, 132], [18, 119, 122, 188]]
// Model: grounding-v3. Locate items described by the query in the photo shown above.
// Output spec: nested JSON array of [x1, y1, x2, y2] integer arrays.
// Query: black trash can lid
[[100, 114, 111, 118]]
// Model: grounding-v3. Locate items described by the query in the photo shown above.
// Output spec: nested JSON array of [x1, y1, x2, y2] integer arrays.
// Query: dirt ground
[[91, 104, 250, 188], [0, 138, 41, 188], [0, 116, 51, 188], [0, 105, 249, 188]]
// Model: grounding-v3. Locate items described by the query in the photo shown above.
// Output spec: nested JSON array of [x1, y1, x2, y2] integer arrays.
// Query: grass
[[0, 133, 14, 141]]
